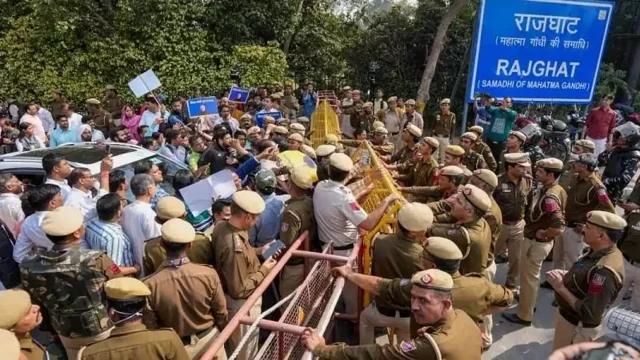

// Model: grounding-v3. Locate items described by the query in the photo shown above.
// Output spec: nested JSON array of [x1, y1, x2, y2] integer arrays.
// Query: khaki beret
[[42, 206, 83, 236], [105, 278, 151, 300], [290, 123, 306, 131], [405, 99, 416, 106], [504, 152, 531, 166], [161, 218, 195, 244], [439, 165, 464, 177], [325, 134, 339, 143], [352, 90, 362, 95], [372, 121, 385, 130], [472, 169, 498, 188], [363, 102, 373, 108], [421, 136, 439, 149], [264, 116, 276, 124], [405, 124, 422, 137], [0, 290, 31, 329], [509, 131, 527, 142], [537, 158, 563, 171], [424, 237, 463, 261], [398, 203, 434, 232], [461, 132, 478, 142], [240, 113, 253, 120], [387, 96, 398, 103], [270, 93, 282, 100], [343, 86, 352, 91], [290, 166, 314, 190], [0, 329, 20, 360], [329, 153, 354, 172], [156, 196, 186, 220], [105, 85, 116, 91], [373, 127, 389, 135], [461, 184, 491, 212], [440, 98, 451, 105], [411, 269, 454, 292], [301, 145, 316, 159], [247, 126, 262, 135], [586, 211, 627, 231], [86, 98, 101, 105], [273, 126, 289, 135], [469, 126, 484, 135], [575, 139, 596, 151], [233, 190, 266, 214], [445, 145, 465, 157], [296, 116, 310, 123], [288, 133, 304, 143], [316, 144, 336, 157]]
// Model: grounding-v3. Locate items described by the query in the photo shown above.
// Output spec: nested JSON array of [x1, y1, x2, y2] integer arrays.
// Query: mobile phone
[[105, 144, 111, 156], [263, 240, 285, 259]]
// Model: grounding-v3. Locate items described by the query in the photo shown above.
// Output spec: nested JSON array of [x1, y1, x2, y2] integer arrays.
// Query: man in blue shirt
[[249, 169, 290, 247], [49, 115, 79, 148], [485, 97, 518, 161], [473, 93, 493, 139], [255, 96, 282, 128]]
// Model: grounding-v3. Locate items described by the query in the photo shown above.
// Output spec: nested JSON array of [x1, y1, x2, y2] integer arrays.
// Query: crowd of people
[[0, 83, 639, 360]]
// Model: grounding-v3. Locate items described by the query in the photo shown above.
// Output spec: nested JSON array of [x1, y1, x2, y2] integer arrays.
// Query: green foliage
[[594, 63, 628, 101]]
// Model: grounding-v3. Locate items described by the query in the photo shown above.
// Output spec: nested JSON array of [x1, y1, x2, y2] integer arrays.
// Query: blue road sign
[[187, 97, 218, 118], [467, 0, 614, 104]]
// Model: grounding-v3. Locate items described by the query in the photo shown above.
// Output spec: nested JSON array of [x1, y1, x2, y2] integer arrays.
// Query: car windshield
[[99, 154, 186, 201]]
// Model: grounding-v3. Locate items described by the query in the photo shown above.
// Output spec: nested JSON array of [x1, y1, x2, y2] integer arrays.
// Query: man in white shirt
[[13, 184, 63, 263], [139, 96, 166, 138], [19, 103, 47, 143], [373, 89, 388, 113], [213, 104, 239, 134], [400, 99, 424, 130], [64, 159, 111, 222], [313, 153, 399, 316], [0, 174, 25, 238], [35, 100, 55, 133], [120, 173, 161, 273], [42, 153, 72, 201], [63, 103, 83, 132]]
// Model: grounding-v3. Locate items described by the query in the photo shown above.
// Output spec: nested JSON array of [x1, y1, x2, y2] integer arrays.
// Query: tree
[[416, 0, 470, 112]]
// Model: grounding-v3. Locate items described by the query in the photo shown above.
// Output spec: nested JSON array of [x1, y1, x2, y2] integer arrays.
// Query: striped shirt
[[83, 219, 135, 267]]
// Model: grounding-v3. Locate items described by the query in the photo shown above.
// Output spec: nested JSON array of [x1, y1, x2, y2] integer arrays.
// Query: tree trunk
[[416, 0, 469, 114], [627, 16, 640, 90], [283, 0, 306, 55]]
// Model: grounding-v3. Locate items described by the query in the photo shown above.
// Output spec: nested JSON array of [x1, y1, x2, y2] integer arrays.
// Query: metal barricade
[[310, 99, 341, 148]]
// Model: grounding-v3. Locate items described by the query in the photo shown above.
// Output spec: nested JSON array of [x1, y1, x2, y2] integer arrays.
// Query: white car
[[0, 142, 189, 200]]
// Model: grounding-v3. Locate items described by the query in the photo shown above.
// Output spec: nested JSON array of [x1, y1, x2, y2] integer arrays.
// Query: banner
[[467, 0, 614, 104], [228, 86, 251, 103], [187, 97, 219, 118], [255, 110, 282, 127]]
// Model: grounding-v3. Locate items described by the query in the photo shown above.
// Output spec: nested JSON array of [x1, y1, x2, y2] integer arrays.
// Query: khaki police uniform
[[0, 289, 49, 360], [469, 125, 497, 172], [552, 211, 626, 350], [143, 219, 228, 360], [313, 269, 482, 360], [79, 277, 189, 360], [493, 153, 533, 289], [210, 191, 270, 360], [0, 329, 21, 360], [496, 149, 524, 175], [517, 159, 567, 322], [371, 127, 396, 156], [428, 184, 493, 275], [86, 99, 114, 135], [402, 166, 464, 204], [279, 167, 316, 298], [554, 171, 615, 271], [360, 203, 434, 345], [399, 137, 439, 191], [460, 133, 487, 171], [427, 99, 456, 162]]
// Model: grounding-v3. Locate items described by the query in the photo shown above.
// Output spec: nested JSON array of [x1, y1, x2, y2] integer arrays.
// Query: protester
[[49, 115, 79, 147], [121, 105, 142, 142], [15, 122, 45, 152]]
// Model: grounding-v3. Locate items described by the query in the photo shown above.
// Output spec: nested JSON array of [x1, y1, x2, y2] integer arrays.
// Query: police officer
[[503, 158, 567, 326], [400, 165, 465, 203], [102, 85, 126, 121], [460, 132, 487, 171], [380, 124, 421, 172], [211, 190, 278, 360], [86, 98, 114, 136], [314, 153, 400, 321], [315, 144, 336, 181], [428, 184, 493, 275], [20, 206, 122, 360], [547, 211, 626, 350], [143, 196, 213, 275], [396, 136, 439, 189], [144, 218, 228, 359], [302, 269, 481, 359], [442, 145, 465, 168], [428, 98, 456, 162], [0, 328, 21, 360], [493, 154, 534, 289], [558, 139, 597, 190], [0, 289, 48, 360], [470, 125, 498, 172], [79, 278, 189, 360], [598, 122, 640, 203], [360, 203, 434, 345], [496, 130, 526, 174], [370, 127, 395, 156], [279, 167, 316, 298], [551, 154, 615, 273]]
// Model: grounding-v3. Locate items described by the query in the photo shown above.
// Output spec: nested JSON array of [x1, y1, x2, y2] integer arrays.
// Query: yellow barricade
[[351, 141, 404, 306], [310, 100, 341, 148]]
